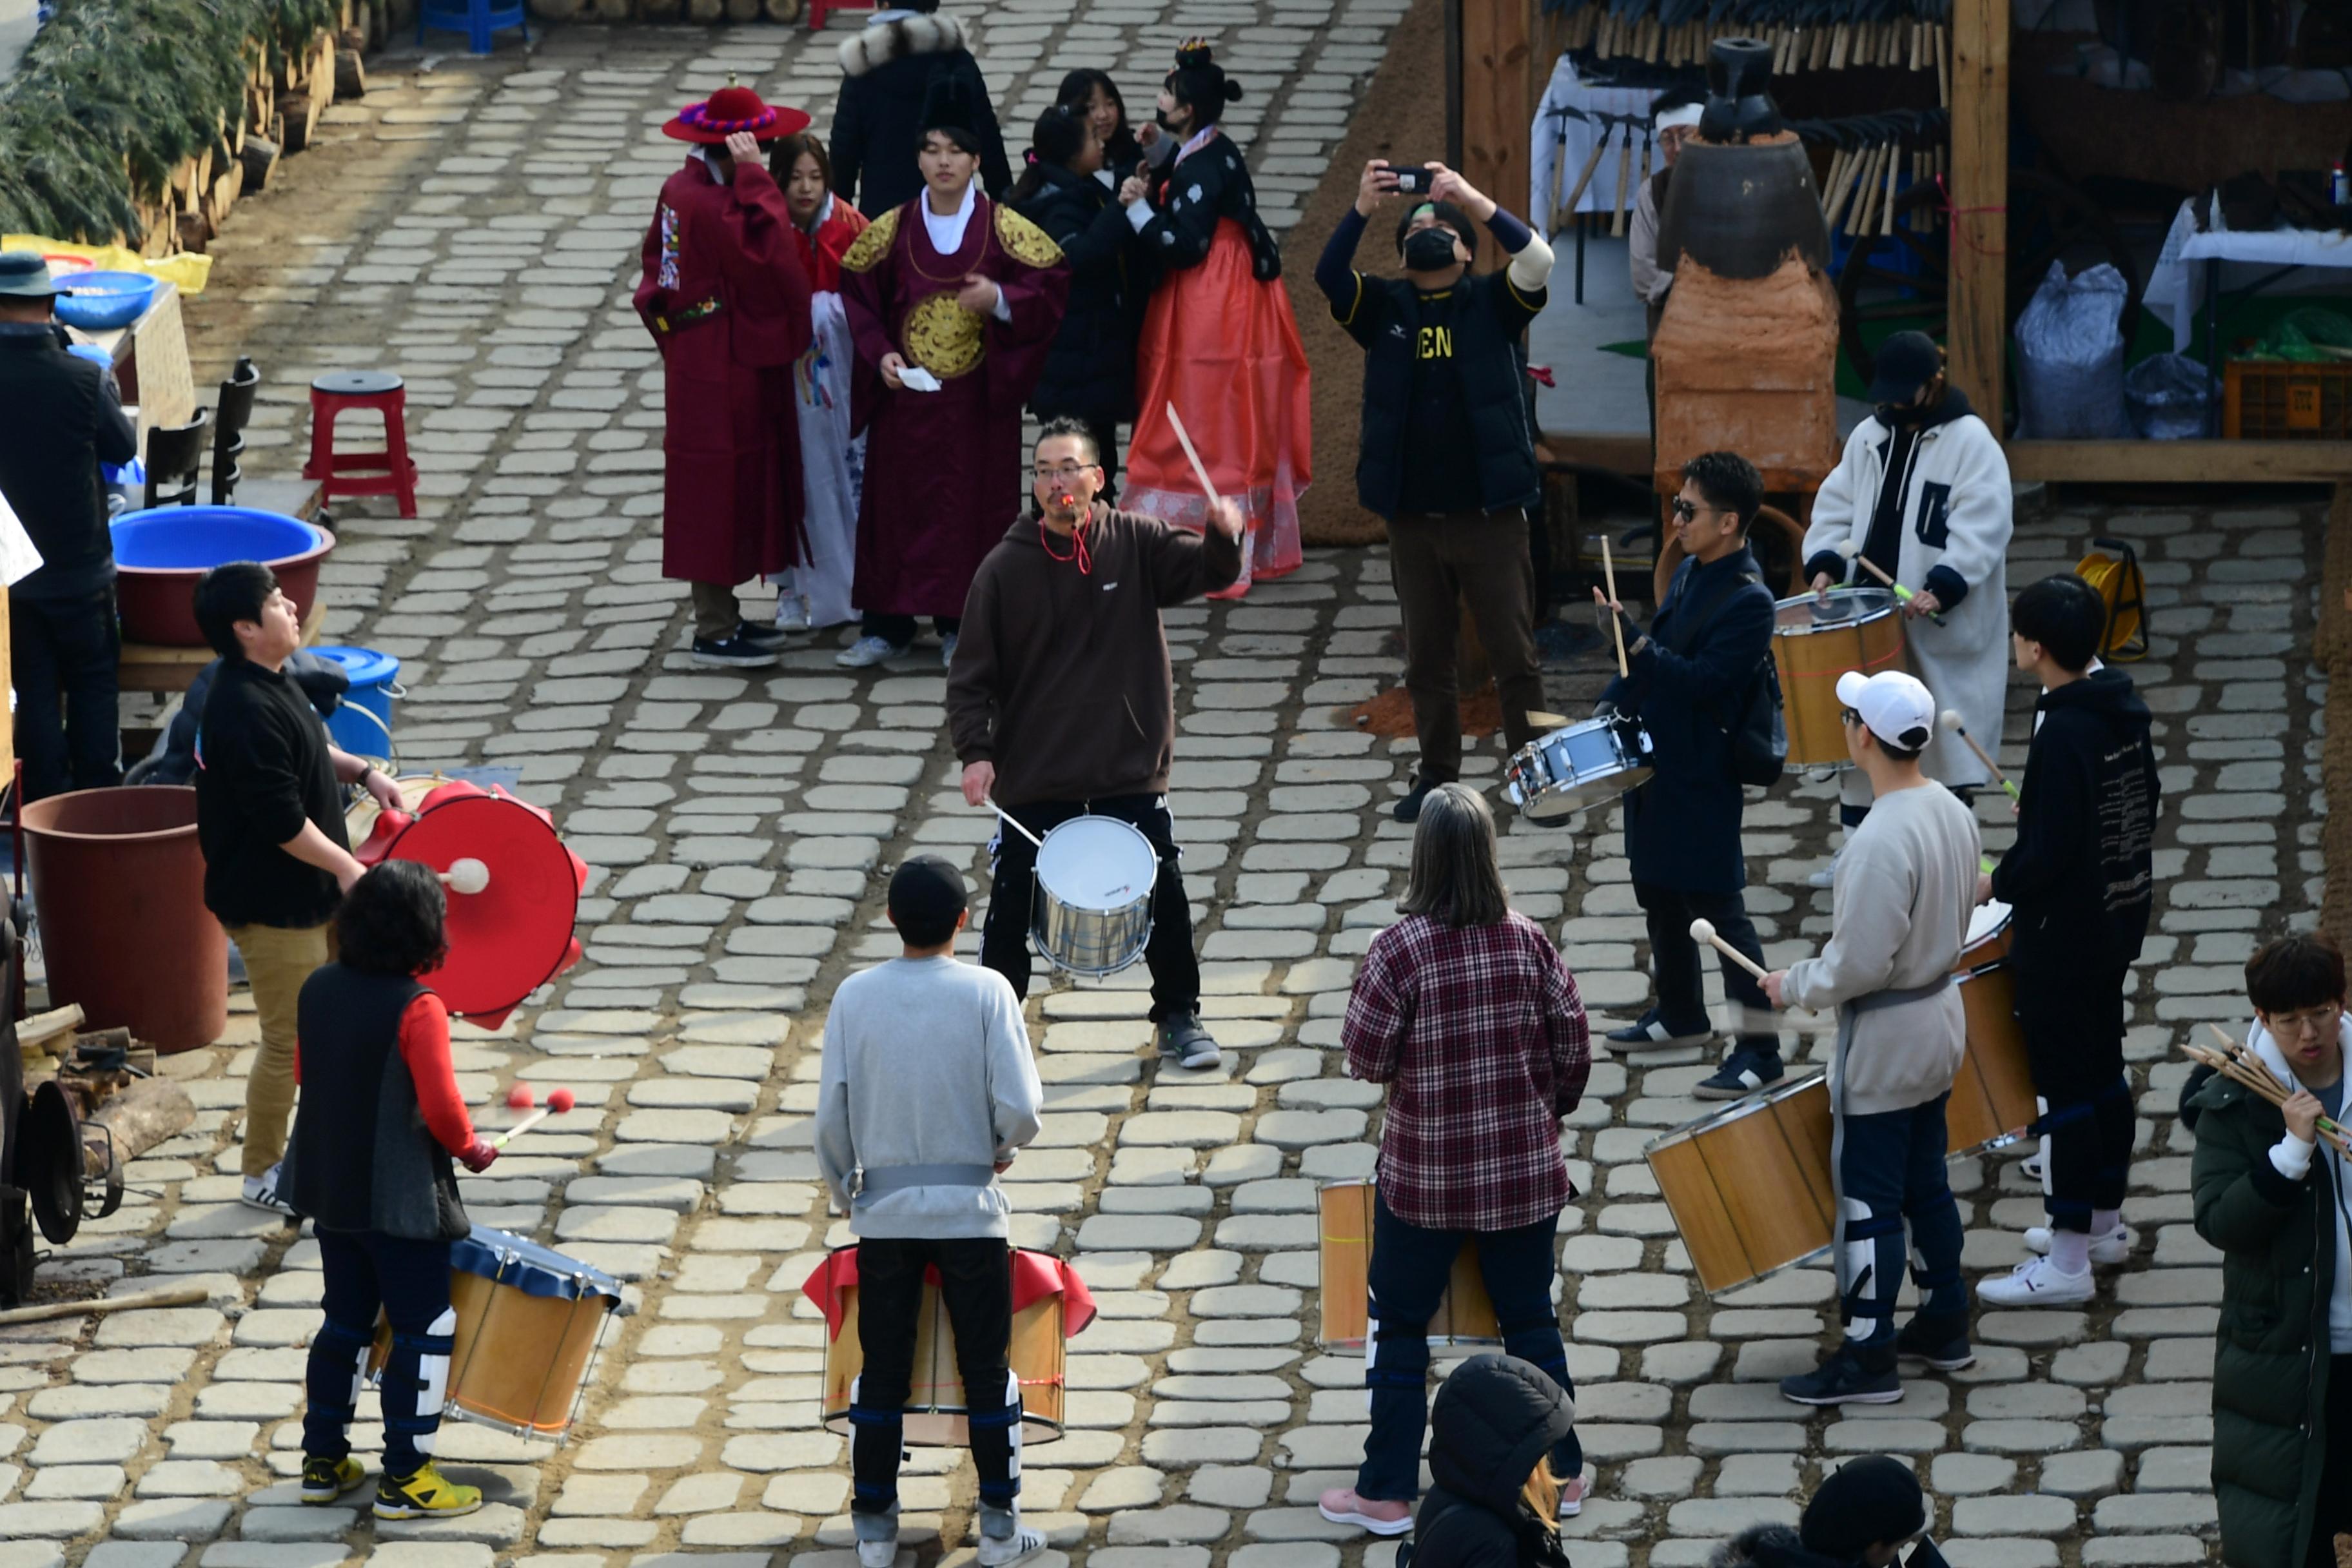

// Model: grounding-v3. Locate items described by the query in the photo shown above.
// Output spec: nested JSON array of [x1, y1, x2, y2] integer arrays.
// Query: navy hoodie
[[1988, 667, 2159, 974]]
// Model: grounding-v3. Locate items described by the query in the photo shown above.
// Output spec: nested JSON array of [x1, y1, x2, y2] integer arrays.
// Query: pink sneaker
[[1558, 1473, 1588, 1518], [1317, 1487, 1413, 1536]]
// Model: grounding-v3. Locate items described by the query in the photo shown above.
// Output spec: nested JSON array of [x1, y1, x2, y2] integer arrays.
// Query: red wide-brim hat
[[663, 84, 811, 144]]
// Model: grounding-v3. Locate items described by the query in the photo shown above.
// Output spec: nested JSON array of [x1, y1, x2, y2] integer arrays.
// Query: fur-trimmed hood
[[1709, 1525, 1852, 1568], [839, 12, 967, 76]]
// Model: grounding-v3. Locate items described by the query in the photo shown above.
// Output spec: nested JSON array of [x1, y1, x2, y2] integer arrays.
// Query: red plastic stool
[[808, 0, 877, 28], [303, 369, 418, 518]]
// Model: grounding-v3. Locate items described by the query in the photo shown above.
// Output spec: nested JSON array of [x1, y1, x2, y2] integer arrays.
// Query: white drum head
[[1772, 586, 1897, 632], [1967, 900, 2011, 946], [1034, 816, 1159, 913]]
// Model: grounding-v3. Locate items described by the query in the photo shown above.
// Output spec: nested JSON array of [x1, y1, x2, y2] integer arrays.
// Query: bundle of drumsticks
[[2185, 1023, 2352, 1156]]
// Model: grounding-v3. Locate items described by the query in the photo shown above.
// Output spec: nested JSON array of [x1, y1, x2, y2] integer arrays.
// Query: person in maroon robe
[[634, 84, 816, 669], [836, 75, 1071, 669]]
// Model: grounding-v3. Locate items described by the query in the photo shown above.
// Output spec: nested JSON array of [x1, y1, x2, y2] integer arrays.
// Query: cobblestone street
[[0, 14, 2324, 1568]]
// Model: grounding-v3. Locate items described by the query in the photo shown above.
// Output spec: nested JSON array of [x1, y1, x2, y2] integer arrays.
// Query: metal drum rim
[[1770, 585, 1901, 632], [1033, 816, 1160, 916]]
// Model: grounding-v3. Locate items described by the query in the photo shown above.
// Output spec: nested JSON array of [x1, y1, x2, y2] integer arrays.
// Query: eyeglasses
[[1839, 707, 1863, 728], [1032, 462, 1097, 481], [2264, 1006, 2342, 1037]]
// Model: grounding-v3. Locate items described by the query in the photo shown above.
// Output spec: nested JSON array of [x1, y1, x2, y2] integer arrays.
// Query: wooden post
[[1453, 0, 1537, 273], [1947, 0, 2008, 422]]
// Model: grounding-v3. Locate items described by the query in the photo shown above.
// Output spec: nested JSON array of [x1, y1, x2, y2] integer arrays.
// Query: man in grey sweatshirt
[[1761, 671, 1983, 1407], [814, 856, 1046, 1568]]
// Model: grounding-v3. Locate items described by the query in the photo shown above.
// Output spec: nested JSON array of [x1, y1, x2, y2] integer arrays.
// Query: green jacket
[[2190, 1071, 2340, 1568]]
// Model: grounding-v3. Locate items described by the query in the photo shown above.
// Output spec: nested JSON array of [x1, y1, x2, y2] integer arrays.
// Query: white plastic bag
[[2012, 260, 2132, 439]]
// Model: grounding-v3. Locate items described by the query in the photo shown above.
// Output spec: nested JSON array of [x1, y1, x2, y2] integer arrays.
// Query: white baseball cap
[[1836, 669, 1935, 751]]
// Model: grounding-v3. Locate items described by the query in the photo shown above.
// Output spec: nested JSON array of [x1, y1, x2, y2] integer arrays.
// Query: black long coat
[[1010, 162, 1144, 428]]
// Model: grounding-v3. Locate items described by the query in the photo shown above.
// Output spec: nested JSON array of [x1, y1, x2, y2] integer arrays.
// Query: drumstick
[[1937, 710, 2019, 801], [1602, 536, 1629, 678], [1164, 402, 1219, 504], [490, 1087, 574, 1150], [1688, 918, 1773, 984], [983, 796, 1046, 850], [2194, 1026, 2351, 1153], [1835, 539, 1946, 626]]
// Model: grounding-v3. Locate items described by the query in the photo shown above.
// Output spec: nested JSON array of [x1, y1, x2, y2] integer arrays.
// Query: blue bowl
[[55, 271, 159, 332], [110, 506, 335, 647]]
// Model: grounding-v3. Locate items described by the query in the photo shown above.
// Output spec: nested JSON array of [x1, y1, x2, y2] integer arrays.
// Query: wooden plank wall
[[1946, 0, 2006, 420], [1455, 0, 1538, 274]]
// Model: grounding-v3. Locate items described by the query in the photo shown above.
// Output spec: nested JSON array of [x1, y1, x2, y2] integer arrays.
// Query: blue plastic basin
[[110, 506, 335, 647], [55, 271, 159, 331]]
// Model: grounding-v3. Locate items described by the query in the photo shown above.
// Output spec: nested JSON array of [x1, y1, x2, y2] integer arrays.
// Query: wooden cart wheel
[[1653, 504, 1808, 605], [1837, 170, 2143, 398]]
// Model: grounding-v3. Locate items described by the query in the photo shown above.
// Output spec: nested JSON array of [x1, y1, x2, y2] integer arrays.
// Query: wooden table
[[66, 283, 195, 451]]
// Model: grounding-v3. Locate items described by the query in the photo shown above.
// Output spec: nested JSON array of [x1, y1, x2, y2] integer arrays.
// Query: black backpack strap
[[1663, 569, 1765, 659]]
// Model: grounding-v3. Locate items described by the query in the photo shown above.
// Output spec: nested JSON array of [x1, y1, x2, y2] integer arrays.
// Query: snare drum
[[1316, 1181, 1500, 1351], [1645, 1075, 1836, 1294], [366, 1226, 622, 1442], [1505, 715, 1654, 821], [1772, 588, 1908, 768], [819, 1248, 1067, 1445], [1030, 815, 1159, 977], [1947, 905, 2037, 1154]]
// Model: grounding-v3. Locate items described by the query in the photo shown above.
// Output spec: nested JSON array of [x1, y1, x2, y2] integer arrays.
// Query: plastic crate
[[2222, 359, 2352, 440]]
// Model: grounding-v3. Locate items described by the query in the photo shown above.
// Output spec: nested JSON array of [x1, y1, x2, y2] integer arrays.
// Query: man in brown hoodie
[[949, 416, 1244, 1068]]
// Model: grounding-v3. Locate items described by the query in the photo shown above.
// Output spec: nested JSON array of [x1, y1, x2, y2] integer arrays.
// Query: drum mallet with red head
[[1835, 540, 1945, 625], [493, 1086, 576, 1149], [1937, 709, 2019, 802], [1688, 918, 1773, 984]]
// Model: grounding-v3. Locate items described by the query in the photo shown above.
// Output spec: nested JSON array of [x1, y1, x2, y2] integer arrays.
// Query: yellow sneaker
[[373, 1461, 483, 1520], [300, 1455, 366, 1504]]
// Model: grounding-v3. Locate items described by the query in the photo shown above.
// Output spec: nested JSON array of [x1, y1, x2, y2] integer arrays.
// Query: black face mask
[[1155, 107, 1186, 133], [1876, 400, 1928, 428], [1404, 228, 1460, 272]]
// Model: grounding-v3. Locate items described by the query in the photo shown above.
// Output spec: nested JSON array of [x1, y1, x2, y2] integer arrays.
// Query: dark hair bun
[[1222, 79, 1244, 101]]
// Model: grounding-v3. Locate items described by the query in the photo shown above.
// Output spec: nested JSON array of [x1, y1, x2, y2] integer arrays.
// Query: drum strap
[[2025, 1075, 2132, 1139], [856, 1163, 997, 1196], [1850, 974, 1954, 1013]]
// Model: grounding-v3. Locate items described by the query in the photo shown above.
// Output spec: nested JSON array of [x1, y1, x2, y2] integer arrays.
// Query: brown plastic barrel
[[22, 786, 226, 1053]]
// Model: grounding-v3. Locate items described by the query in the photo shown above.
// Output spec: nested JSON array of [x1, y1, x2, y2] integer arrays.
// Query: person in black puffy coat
[[1709, 1455, 1942, 1567], [1010, 106, 1144, 496], [828, 3, 1012, 217], [1404, 1356, 1574, 1568]]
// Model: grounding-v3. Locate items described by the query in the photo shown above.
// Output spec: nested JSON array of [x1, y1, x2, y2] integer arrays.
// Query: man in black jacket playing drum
[[1314, 161, 1555, 825], [1977, 573, 2159, 1305], [1591, 452, 1781, 1097]]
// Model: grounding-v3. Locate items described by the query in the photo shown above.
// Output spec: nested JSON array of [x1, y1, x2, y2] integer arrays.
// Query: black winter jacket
[[1135, 130, 1282, 281], [1602, 547, 1778, 895], [829, 13, 1012, 219], [1707, 1527, 1858, 1568], [0, 322, 137, 601], [1012, 162, 1144, 427], [1409, 1356, 1576, 1568], [2191, 1066, 2342, 1567], [1988, 668, 2158, 975]]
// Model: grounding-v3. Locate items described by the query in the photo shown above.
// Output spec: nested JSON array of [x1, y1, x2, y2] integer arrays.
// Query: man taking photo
[[1313, 160, 1555, 823]]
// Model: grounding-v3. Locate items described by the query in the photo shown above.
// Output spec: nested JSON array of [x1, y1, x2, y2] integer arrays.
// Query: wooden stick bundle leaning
[[2188, 1024, 2352, 1155]]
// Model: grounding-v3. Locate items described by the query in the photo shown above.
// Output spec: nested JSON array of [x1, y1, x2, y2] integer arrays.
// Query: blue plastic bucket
[[312, 645, 403, 761]]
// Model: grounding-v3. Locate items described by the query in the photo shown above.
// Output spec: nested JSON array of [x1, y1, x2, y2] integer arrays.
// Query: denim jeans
[[1355, 1190, 1582, 1501]]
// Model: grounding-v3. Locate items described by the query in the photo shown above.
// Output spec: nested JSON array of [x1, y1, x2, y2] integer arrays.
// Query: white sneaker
[[1807, 861, 1839, 889], [855, 1540, 897, 1568], [2019, 1152, 2047, 1182], [241, 1165, 295, 1215], [835, 635, 905, 669], [774, 593, 810, 633], [1977, 1255, 2094, 1307], [975, 1522, 1044, 1567], [2024, 1224, 2133, 1265], [941, 632, 959, 669]]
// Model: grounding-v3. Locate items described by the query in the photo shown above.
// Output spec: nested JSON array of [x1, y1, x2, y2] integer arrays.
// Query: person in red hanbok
[[1119, 42, 1311, 598], [769, 131, 872, 637], [837, 75, 1071, 670], [634, 84, 814, 670]]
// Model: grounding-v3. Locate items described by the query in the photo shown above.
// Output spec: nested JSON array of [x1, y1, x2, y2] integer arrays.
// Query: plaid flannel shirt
[[1342, 910, 1592, 1231]]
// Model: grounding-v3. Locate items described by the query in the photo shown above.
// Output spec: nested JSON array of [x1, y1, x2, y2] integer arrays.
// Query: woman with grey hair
[[1320, 783, 1595, 1536]]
